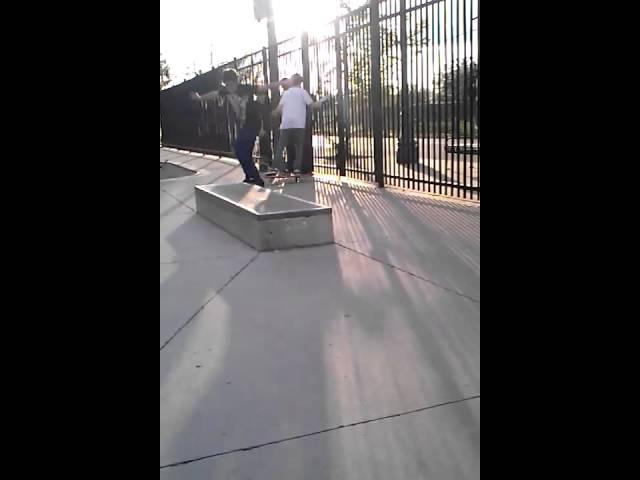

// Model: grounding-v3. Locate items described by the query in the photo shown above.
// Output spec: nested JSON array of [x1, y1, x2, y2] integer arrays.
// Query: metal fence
[[160, 68, 234, 154], [160, 0, 479, 200]]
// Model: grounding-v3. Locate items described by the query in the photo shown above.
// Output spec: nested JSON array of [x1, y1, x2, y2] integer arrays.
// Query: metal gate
[[303, 0, 478, 199], [163, 0, 479, 200]]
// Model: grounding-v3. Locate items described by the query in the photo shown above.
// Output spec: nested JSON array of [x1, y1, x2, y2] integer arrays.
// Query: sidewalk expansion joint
[[335, 242, 479, 304], [160, 253, 259, 352], [160, 394, 480, 470]]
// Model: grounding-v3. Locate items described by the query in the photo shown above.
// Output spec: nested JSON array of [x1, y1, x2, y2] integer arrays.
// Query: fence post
[[369, 1, 384, 187], [301, 31, 314, 173], [302, 32, 311, 88], [266, 14, 280, 156], [261, 47, 269, 85], [334, 20, 346, 176], [397, 0, 418, 165], [476, 11, 480, 200], [476, 13, 480, 144], [266, 17, 280, 105]]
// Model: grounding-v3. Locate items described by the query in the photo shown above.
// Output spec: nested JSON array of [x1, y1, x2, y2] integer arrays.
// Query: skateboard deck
[[267, 173, 311, 183]]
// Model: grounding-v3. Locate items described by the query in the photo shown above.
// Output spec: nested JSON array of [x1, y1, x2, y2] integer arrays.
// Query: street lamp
[[254, 0, 280, 103]]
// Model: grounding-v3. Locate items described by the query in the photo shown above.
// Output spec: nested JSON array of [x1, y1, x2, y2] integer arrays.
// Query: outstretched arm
[[267, 79, 287, 90], [305, 92, 330, 110], [272, 96, 284, 117], [190, 90, 220, 102]]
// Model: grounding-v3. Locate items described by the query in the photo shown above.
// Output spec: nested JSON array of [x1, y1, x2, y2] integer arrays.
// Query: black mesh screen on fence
[[160, 68, 235, 155]]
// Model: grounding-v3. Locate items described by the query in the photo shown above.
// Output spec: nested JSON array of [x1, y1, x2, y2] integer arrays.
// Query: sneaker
[[264, 169, 278, 178], [293, 169, 302, 175]]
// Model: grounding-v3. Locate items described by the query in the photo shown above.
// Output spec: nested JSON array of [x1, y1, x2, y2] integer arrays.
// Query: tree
[[431, 60, 478, 135], [160, 54, 171, 90], [343, 20, 397, 93], [345, 16, 425, 93], [435, 60, 478, 104]]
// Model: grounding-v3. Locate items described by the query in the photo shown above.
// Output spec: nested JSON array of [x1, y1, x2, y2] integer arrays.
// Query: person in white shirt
[[271, 74, 326, 175]]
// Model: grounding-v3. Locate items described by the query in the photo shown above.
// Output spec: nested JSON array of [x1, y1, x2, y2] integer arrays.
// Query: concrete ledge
[[195, 183, 334, 251], [160, 162, 197, 180]]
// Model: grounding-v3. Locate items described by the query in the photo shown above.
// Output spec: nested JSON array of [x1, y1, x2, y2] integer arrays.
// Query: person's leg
[[273, 129, 289, 172], [235, 128, 263, 185], [291, 129, 306, 172], [286, 142, 295, 172], [258, 132, 272, 172]]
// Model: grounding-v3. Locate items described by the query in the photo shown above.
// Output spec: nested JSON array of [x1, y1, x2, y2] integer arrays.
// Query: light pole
[[254, 0, 280, 104]]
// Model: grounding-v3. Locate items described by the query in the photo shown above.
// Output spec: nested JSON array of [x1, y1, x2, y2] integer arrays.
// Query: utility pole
[[254, 0, 280, 104]]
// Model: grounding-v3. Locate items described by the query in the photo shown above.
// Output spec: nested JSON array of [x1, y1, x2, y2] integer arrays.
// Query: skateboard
[[266, 173, 311, 184]]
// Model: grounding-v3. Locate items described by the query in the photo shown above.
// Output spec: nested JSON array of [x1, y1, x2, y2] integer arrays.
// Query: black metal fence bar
[[370, 0, 384, 187], [308, 31, 339, 176], [334, 20, 346, 176]]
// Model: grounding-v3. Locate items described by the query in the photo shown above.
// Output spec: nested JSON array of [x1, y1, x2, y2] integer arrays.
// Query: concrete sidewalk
[[160, 148, 479, 479]]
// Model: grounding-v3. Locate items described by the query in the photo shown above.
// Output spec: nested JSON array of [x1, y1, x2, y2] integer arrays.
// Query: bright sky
[[160, 0, 350, 85], [160, 0, 478, 90]]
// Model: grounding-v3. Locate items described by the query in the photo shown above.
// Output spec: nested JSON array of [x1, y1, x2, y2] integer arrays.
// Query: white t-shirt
[[278, 87, 313, 129]]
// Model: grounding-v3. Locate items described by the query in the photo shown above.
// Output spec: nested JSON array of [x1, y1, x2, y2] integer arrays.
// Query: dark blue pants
[[235, 127, 261, 182]]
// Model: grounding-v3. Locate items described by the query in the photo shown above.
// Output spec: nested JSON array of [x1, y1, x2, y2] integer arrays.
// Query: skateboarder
[[264, 77, 295, 176], [190, 69, 267, 186], [234, 84, 267, 186], [271, 74, 327, 176]]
